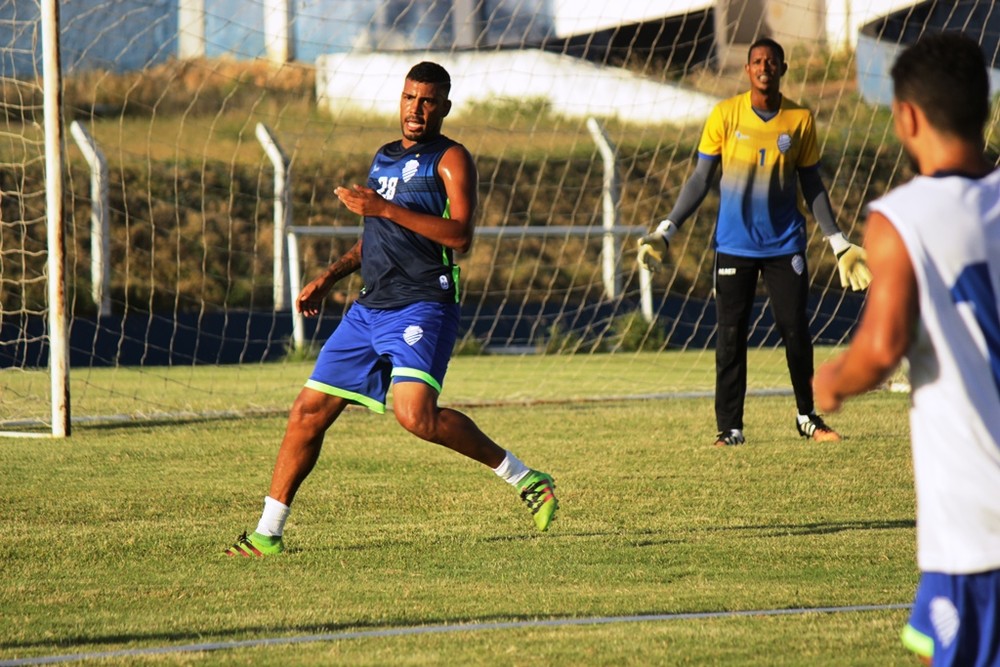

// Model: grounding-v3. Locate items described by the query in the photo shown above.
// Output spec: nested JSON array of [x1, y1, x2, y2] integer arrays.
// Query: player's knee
[[287, 392, 339, 435], [394, 402, 438, 441]]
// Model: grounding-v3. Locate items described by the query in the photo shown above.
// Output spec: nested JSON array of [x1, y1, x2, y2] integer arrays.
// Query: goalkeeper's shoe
[[797, 414, 841, 443], [518, 470, 558, 532], [714, 429, 745, 447], [225, 530, 284, 557]]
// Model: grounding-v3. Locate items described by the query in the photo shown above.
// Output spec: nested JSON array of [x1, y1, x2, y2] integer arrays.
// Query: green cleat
[[518, 470, 558, 532], [225, 530, 284, 557]]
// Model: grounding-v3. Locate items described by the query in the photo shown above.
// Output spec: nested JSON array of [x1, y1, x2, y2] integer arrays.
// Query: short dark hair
[[747, 37, 784, 63], [406, 61, 451, 97], [891, 32, 990, 142]]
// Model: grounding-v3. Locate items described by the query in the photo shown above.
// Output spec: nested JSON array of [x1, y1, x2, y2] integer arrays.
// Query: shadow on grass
[[709, 518, 915, 537], [609, 519, 914, 548]]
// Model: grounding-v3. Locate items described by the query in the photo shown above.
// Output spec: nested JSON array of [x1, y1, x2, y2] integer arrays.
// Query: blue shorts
[[902, 570, 1000, 666], [305, 301, 460, 414]]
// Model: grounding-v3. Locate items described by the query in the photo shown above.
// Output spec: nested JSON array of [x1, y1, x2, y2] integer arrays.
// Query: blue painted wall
[[0, 0, 557, 78], [0, 0, 177, 76]]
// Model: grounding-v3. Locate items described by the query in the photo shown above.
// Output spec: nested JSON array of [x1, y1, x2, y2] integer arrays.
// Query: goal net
[[1, 0, 982, 434]]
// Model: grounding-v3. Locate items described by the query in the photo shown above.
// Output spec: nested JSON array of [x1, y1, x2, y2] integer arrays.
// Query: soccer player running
[[814, 32, 1000, 666], [638, 37, 871, 447], [226, 62, 558, 556]]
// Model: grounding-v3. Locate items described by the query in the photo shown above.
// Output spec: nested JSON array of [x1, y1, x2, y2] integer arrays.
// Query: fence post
[[586, 117, 621, 301], [256, 123, 292, 311], [639, 264, 653, 322], [69, 121, 110, 317], [286, 229, 305, 351]]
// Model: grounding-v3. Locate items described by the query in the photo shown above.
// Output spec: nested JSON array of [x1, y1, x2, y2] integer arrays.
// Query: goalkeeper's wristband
[[826, 232, 850, 256], [654, 219, 679, 242]]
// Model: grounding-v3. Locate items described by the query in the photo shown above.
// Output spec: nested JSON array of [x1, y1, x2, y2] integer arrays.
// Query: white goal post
[[42, 0, 69, 438]]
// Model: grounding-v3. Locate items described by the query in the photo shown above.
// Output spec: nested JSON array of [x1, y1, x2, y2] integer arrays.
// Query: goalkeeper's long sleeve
[[665, 156, 718, 227], [799, 166, 841, 237]]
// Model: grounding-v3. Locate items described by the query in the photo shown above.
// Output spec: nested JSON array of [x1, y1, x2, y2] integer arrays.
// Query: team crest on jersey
[[777, 133, 792, 154], [439, 275, 450, 290], [402, 159, 420, 183]]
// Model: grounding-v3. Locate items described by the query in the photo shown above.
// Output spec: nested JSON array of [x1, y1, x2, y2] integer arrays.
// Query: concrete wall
[[550, 0, 712, 36], [713, 0, 918, 69], [824, 0, 917, 52], [315, 50, 720, 124]]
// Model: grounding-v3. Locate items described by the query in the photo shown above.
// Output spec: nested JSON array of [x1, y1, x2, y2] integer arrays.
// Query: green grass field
[[1, 354, 918, 665]]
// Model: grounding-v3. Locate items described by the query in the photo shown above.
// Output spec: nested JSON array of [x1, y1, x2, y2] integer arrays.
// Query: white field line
[[0, 603, 911, 666], [0, 388, 796, 433]]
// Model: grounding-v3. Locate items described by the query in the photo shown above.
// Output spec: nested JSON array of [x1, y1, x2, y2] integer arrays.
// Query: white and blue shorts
[[901, 569, 1000, 666], [305, 301, 460, 414]]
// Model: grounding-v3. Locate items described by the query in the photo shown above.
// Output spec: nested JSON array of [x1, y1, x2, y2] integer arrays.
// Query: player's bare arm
[[333, 144, 478, 252], [814, 212, 918, 412], [295, 239, 362, 317]]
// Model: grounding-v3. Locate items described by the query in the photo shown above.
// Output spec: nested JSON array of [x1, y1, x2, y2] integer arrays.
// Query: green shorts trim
[[391, 367, 442, 393], [900, 623, 933, 660], [304, 379, 386, 414]]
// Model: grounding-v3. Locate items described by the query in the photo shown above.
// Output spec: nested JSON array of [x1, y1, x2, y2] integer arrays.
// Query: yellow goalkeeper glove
[[638, 220, 678, 273], [828, 233, 872, 291]]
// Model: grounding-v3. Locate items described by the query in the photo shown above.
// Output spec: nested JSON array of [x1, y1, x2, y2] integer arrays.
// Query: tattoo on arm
[[326, 241, 361, 283]]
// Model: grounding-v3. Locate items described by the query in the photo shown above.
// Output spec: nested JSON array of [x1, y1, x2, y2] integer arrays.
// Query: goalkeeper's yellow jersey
[[697, 91, 821, 258]]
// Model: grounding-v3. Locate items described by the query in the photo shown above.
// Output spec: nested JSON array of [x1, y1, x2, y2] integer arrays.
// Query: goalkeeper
[[639, 37, 871, 447]]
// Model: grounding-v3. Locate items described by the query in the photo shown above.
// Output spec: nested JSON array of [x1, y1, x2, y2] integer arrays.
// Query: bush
[[605, 312, 666, 352]]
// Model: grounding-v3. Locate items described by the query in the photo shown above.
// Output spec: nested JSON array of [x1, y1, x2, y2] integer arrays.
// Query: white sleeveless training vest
[[868, 169, 1000, 574]]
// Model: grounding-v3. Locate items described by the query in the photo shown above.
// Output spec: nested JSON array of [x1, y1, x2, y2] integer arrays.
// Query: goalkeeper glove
[[827, 233, 872, 291], [638, 219, 678, 273]]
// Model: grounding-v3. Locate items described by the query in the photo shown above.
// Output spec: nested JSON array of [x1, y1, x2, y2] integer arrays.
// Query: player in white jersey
[[814, 32, 1000, 666]]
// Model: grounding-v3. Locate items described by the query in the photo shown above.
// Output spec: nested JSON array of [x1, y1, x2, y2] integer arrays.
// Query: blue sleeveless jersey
[[358, 135, 461, 309]]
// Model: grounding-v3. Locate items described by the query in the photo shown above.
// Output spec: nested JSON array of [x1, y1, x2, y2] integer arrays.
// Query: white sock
[[493, 451, 531, 487], [797, 413, 814, 424], [255, 496, 290, 537]]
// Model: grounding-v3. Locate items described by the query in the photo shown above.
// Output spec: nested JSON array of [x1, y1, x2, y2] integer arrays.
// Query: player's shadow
[[706, 518, 915, 538], [499, 519, 915, 548]]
